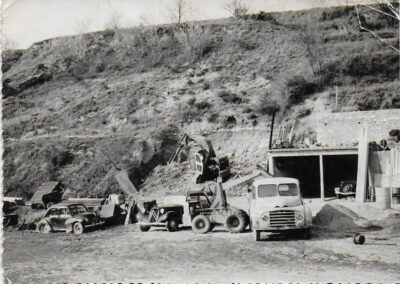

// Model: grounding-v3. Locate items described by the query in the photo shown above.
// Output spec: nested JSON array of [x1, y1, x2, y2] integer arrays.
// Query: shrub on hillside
[[175, 25, 217, 59], [195, 101, 212, 110], [321, 52, 399, 85], [243, 11, 279, 24], [320, 6, 354, 21], [218, 90, 243, 104], [257, 97, 280, 116], [286, 76, 318, 106]]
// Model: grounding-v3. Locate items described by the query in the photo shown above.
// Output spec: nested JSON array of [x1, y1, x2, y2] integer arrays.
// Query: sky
[[1, 0, 360, 49]]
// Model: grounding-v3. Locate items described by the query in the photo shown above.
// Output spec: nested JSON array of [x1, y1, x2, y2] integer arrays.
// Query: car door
[[47, 208, 61, 230], [58, 208, 71, 230]]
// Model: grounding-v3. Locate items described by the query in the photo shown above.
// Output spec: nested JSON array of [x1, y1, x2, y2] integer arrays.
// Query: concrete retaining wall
[[315, 109, 400, 146]]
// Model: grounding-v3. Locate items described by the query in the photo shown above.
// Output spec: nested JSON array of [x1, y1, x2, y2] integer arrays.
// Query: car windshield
[[258, 183, 299, 197], [68, 204, 87, 215]]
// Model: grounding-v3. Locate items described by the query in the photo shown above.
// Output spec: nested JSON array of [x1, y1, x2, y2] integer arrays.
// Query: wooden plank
[[356, 126, 369, 203]]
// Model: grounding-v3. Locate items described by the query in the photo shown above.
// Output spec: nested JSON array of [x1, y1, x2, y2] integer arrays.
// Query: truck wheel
[[301, 228, 311, 239], [253, 230, 261, 241], [192, 215, 211, 234], [225, 213, 247, 233], [73, 222, 84, 235], [139, 225, 151, 232], [40, 224, 51, 234], [166, 219, 179, 232]]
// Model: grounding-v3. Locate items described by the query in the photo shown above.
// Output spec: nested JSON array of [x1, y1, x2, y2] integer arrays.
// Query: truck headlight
[[160, 208, 165, 214], [261, 212, 269, 221], [295, 212, 303, 221]]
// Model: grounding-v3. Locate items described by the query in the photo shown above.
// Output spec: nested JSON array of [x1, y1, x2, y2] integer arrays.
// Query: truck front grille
[[269, 210, 296, 227]]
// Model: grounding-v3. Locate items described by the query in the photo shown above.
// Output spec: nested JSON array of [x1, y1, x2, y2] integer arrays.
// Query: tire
[[73, 222, 84, 235], [40, 223, 51, 234], [301, 228, 311, 239], [166, 218, 179, 232], [191, 215, 211, 234], [225, 212, 247, 233], [253, 230, 261, 241], [139, 225, 150, 232]]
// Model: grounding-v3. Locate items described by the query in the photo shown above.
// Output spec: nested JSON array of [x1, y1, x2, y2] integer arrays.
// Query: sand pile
[[313, 204, 374, 231]]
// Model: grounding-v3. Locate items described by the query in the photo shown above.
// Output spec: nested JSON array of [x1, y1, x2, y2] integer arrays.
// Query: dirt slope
[[2, 6, 399, 199]]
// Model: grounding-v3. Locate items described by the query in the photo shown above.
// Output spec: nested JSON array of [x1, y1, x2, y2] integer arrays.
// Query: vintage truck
[[248, 177, 312, 241]]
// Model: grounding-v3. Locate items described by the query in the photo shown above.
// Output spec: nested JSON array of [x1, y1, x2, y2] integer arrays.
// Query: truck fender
[[304, 206, 313, 226]]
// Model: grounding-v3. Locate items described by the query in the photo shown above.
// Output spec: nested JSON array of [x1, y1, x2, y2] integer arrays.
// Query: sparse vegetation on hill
[[2, 6, 399, 199]]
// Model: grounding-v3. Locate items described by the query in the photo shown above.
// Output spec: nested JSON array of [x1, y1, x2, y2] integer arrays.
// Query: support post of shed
[[319, 155, 325, 200], [268, 155, 275, 176]]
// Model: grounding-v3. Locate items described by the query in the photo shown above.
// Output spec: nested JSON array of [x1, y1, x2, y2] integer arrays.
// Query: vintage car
[[37, 203, 105, 234], [248, 177, 312, 241]]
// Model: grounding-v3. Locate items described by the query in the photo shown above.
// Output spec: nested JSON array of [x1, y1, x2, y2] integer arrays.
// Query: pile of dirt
[[138, 162, 195, 201], [313, 204, 374, 231]]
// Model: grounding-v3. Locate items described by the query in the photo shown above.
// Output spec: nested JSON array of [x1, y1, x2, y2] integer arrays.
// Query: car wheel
[[191, 215, 211, 234], [139, 225, 151, 232], [40, 224, 51, 234], [73, 222, 84, 235], [166, 218, 179, 232]]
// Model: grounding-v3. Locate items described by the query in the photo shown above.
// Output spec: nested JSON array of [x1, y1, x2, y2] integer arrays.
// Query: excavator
[[168, 133, 230, 183]]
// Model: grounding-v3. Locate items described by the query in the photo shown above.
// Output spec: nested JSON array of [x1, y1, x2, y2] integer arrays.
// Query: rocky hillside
[[2, 6, 399, 199]]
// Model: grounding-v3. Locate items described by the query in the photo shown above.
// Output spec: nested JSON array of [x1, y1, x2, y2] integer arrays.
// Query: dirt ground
[[3, 225, 400, 283]]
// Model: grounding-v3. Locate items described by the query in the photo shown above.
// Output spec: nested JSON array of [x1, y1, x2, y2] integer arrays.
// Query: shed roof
[[268, 146, 358, 157]]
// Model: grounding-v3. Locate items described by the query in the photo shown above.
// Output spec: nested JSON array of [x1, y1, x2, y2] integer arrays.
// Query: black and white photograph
[[1, 0, 399, 282]]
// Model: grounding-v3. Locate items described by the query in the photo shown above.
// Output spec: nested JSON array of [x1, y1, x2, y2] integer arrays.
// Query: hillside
[[2, 6, 399, 200]]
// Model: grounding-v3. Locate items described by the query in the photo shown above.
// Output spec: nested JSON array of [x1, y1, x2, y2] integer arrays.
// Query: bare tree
[[354, 0, 399, 53], [225, 0, 249, 18], [104, 11, 122, 30], [298, 26, 326, 75], [1, 38, 18, 50], [169, 0, 190, 26], [74, 18, 91, 35]]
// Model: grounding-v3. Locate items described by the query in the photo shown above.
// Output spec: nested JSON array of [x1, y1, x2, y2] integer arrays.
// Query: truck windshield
[[258, 184, 278, 197], [278, 184, 299, 196], [258, 183, 299, 197]]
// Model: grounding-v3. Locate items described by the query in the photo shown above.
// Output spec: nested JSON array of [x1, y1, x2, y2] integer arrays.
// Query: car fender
[[65, 218, 83, 233], [65, 217, 84, 226], [36, 219, 52, 231]]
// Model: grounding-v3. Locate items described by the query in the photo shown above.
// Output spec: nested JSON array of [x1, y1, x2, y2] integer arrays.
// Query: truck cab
[[248, 177, 312, 241]]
